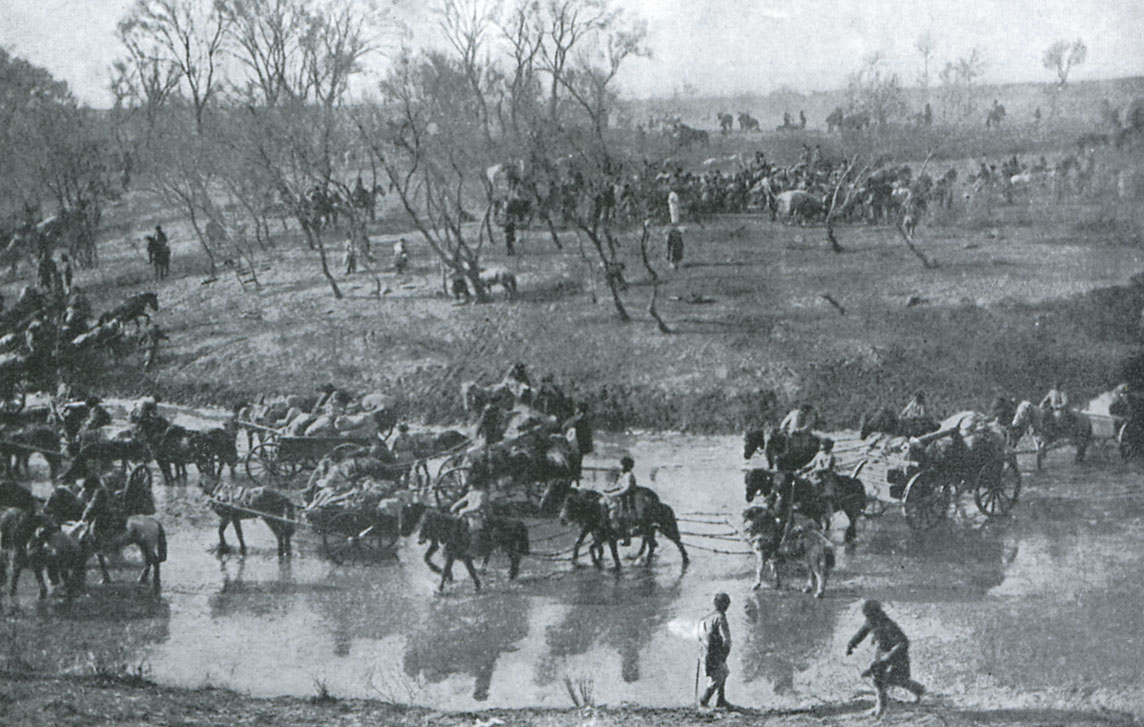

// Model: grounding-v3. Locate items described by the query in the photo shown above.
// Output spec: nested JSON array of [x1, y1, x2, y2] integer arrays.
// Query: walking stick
[[694, 656, 701, 706]]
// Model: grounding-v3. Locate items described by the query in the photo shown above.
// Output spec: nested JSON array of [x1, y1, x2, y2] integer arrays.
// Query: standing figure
[[668, 189, 682, 225], [60, 253, 73, 293], [846, 600, 925, 717], [666, 226, 684, 270], [393, 238, 409, 273], [697, 592, 733, 709]]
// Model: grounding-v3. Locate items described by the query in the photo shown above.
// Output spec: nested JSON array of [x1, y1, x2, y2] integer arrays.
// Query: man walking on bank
[[697, 592, 733, 710], [847, 599, 925, 717]]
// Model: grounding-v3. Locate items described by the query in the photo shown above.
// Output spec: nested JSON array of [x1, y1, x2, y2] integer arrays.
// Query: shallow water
[[7, 425, 1144, 714]]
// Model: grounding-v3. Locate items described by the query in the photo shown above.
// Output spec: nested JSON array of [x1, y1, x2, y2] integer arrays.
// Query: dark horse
[[744, 427, 820, 471], [858, 408, 939, 440], [557, 487, 689, 570], [199, 479, 295, 557], [2, 507, 59, 599], [98, 292, 159, 328], [406, 504, 529, 592], [0, 481, 38, 512], [745, 468, 866, 543]]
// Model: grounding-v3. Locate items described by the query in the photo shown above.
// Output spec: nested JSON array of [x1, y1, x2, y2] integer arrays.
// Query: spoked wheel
[[974, 459, 1021, 517], [322, 513, 398, 565], [434, 467, 469, 506], [1117, 421, 1143, 461], [903, 471, 950, 530], [244, 441, 282, 486]]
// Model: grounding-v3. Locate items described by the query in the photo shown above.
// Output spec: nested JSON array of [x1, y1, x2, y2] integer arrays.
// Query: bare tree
[[1042, 38, 1087, 118], [117, 0, 231, 130], [915, 32, 935, 103], [846, 53, 907, 127], [937, 48, 985, 123]]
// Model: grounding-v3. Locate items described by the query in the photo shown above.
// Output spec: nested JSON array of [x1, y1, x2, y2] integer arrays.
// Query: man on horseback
[[899, 391, 928, 420], [605, 456, 638, 546], [449, 469, 492, 549], [804, 438, 837, 526], [79, 475, 124, 548], [82, 396, 111, 433], [1040, 381, 1070, 428], [779, 403, 818, 454]]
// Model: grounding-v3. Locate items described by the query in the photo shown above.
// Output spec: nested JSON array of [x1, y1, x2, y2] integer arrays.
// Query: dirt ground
[[0, 673, 1136, 727]]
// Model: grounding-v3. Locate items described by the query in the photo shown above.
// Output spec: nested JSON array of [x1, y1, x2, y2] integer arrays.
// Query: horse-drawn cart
[[851, 415, 1021, 530], [243, 432, 381, 487]]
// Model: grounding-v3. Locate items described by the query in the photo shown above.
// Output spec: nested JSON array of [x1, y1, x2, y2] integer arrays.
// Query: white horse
[[1010, 400, 1092, 470]]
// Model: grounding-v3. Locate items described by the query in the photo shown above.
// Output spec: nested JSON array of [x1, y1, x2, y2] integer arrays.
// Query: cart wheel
[[434, 467, 469, 506], [1117, 421, 1141, 461], [903, 471, 949, 530], [1, 383, 25, 414], [245, 441, 281, 486], [974, 460, 1021, 517], [323, 513, 398, 565]]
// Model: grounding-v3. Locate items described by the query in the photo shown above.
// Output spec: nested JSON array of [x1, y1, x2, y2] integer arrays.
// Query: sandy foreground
[[0, 672, 1136, 727]]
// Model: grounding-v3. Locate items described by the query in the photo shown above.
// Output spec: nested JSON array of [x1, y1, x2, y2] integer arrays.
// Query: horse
[[743, 426, 820, 471], [1, 507, 58, 599], [36, 516, 167, 595], [1010, 401, 1093, 470], [744, 468, 866, 543], [199, 479, 295, 557], [98, 292, 159, 328], [409, 505, 529, 592], [742, 507, 834, 597], [858, 408, 940, 440], [478, 267, 517, 301], [460, 381, 515, 415], [0, 481, 38, 512], [557, 487, 688, 569], [189, 427, 238, 478]]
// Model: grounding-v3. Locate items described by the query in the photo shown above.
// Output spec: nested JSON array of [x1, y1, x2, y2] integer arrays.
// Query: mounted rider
[[779, 403, 818, 453], [450, 465, 492, 548], [82, 396, 111, 432], [605, 456, 638, 546], [79, 475, 123, 547], [1040, 381, 1069, 427], [803, 438, 837, 524]]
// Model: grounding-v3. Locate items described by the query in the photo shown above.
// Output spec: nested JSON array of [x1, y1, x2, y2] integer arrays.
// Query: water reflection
[[402, 589, 530, 701], [537, 570, 683, 685], [208, 558, 302, 621], [740, 593, 842, 694]]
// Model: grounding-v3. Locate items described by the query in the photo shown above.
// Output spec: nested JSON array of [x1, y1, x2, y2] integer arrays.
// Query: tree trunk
[[606, 273, 631, 322], [308, 226, 343, 299], [637, 223, 671, 334], [895, 221, 937, 269]]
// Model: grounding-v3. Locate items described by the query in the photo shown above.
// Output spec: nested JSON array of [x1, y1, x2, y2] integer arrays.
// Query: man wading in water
[[697, 592, 733, 710]]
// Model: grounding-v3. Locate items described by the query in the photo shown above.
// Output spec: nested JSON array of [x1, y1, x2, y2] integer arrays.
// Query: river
[[7, 416, 1144, 716]]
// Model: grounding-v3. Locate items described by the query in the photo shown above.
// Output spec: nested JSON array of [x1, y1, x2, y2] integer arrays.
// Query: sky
[[2, 0, 1143, 106]]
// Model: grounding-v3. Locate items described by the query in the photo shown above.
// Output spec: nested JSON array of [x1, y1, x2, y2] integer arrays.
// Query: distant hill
[[622, 76, 1144, 132]]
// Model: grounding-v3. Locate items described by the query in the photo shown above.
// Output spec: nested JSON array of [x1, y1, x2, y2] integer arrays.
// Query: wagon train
[[849, 411, 1021, 530]]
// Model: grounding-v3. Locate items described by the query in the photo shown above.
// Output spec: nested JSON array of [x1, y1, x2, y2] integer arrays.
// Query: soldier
[[604, 456, 638, 545], [847, 600, 925, 717], [697, 592, 733, 709]]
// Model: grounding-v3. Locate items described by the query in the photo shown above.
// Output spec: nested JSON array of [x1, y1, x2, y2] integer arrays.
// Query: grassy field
[[10, 127, 1144, 433]]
